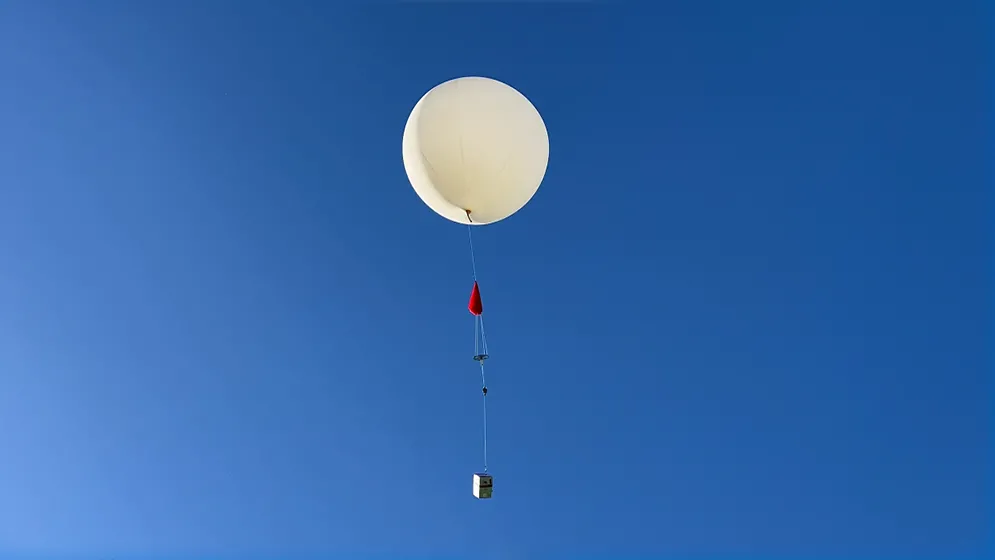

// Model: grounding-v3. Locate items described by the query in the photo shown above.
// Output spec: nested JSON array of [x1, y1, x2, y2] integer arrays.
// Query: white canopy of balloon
[[402, 77, 550, 500]]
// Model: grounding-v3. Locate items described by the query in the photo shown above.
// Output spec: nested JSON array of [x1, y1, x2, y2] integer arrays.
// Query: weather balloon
[[402, 76, 549, 226]]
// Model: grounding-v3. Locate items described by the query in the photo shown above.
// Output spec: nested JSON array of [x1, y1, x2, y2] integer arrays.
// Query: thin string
[[481, 360, 488, 472], [467, 222, 478, 281], [478, 315, 489, 356], [467, 216, 487, 472], [477, 313, 489, 472]]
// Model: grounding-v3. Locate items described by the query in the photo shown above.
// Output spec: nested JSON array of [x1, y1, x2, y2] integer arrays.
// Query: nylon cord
[[481, 359, 488, 472], [467, 220, 488, 472], [478, 316, 490, 472], [467, 223, 478, 281], [478, 315, 489, 356]]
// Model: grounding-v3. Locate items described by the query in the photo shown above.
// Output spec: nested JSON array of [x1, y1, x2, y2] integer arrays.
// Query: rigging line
[[474, 315, 479, 357], [478, 352, 488, 388], [478, 315, 489, 355], [480, 360, 488, 472], [466, 210, 487, 472], [466, 214, 478, 282], [476, 315, 488, 471]]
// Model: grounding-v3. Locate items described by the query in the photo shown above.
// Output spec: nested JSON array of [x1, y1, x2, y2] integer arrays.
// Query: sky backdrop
[[0, 1, 990, 558]]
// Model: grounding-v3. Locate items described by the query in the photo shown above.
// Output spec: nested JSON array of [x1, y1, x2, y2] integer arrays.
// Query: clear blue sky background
[[0, 1, 989, 558]]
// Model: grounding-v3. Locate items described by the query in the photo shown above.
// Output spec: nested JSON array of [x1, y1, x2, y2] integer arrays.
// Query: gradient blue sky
[[0, 1, 989, 558]]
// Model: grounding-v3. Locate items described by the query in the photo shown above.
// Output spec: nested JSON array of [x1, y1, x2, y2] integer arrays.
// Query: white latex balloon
[[402, 76, 549, 226]]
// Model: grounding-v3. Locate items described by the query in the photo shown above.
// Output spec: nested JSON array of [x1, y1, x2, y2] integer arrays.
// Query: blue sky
[[0, 1, 989, 558]]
